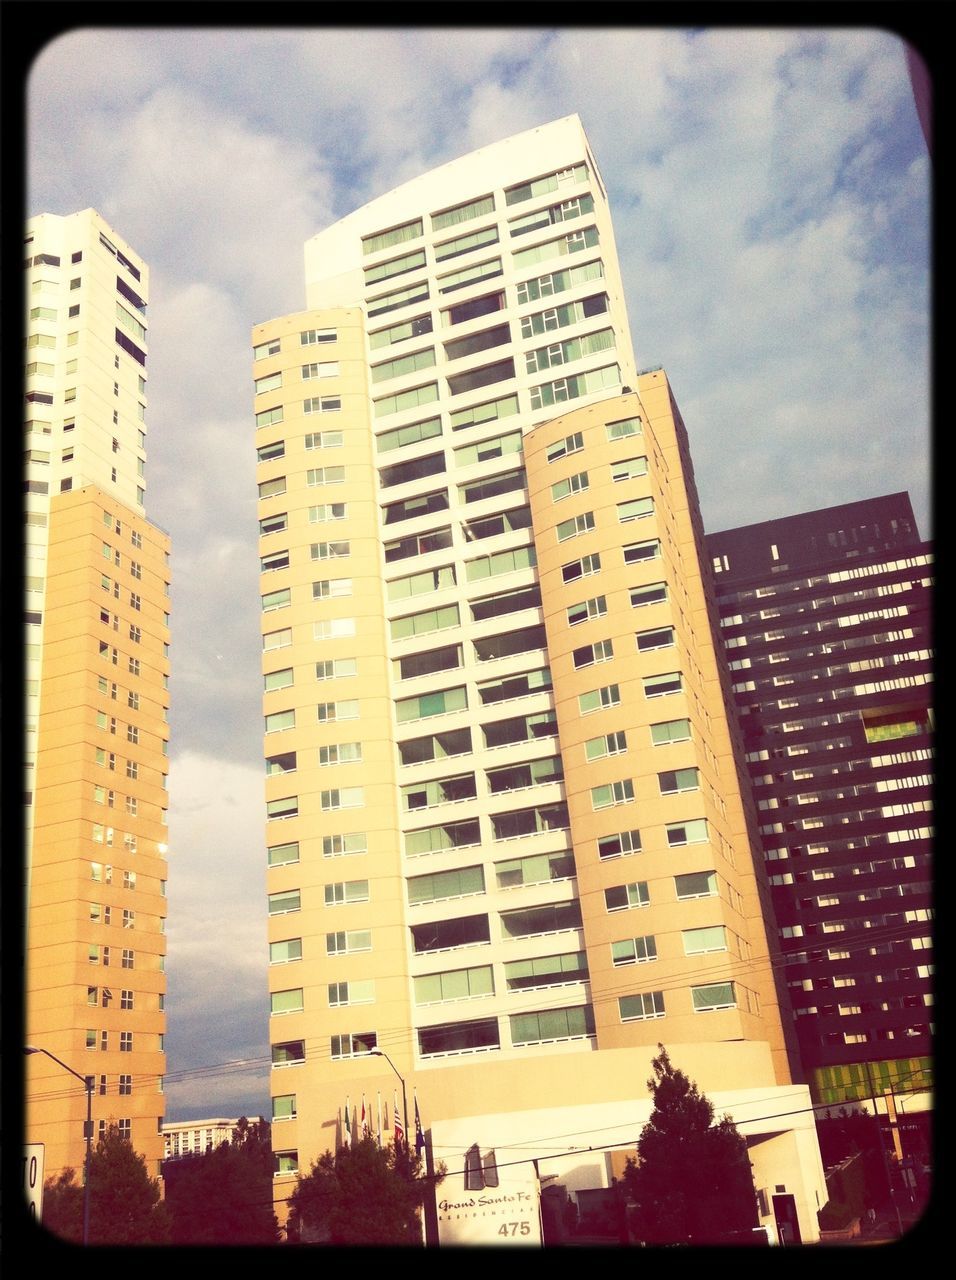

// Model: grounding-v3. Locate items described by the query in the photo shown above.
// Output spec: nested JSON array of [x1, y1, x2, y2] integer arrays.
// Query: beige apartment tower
[[255, 118, 825, 1241], [25, 211, 170, 1182]]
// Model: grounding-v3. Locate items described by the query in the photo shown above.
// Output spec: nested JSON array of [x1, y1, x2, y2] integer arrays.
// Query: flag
[[361, 1094, 371, 1141], [377, 1091, 383, 1148], [394, 1090, 405, 1150], [343, 1096, 352, 1149], [414, 1091, 425, 1160]]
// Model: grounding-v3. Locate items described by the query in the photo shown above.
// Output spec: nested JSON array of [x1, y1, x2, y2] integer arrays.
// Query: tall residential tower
[[25, 211, 170, 1182], [706, 497, 933, 1127], [255, 118, 825, 1243]]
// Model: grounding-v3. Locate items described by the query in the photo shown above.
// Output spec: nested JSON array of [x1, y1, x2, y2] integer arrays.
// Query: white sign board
[[436, 1157, 541, 1246], [24, 1144, 44, 1222]]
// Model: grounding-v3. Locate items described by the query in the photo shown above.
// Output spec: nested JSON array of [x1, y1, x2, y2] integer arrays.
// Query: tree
[[41, 1124, 171, 1244], [623, 1045, 759, 1245], [163, 1116, 280, 1245], [287, 1138, 440, 1244]]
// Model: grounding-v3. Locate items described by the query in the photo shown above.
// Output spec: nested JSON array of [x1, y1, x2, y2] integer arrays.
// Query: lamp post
[[370, 1048, 408, 1153], [25, 1045, 93, 1244]]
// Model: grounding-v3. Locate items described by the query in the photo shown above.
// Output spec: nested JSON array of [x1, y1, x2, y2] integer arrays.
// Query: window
[[651, 718, 691, 745], [620, 991, 664, 1021], [326, 930, 372, 956], [253, 337, 281, 360], [598, 829, 642, 860], [402, 771, 478, 810], [272, 1094, 297, 1123], [675, 871, 718, 900], [373, 382, 438, 419], [315, 658, 357, 681], [408, 865, 484, 904], [271, 938, 303, 964], [396, 686, 466, 723], [323, 832, 369, 858], [643, 672, 682, 698], [404, 819, 481, 859], [268, 841, 300, 867], [122, 910, 135, 929], [328, 979, 375, 1006], [585, 731, 627, 761], [572, 638, 613, 670], [551, 471, 588, 502], [376, 415, 442, 457], [312, 578, 353, 600], [120, 1032, 133, 1052], [303, 397, 342, 415], [546, 431, 585, 463], [121, 989, 134, 1010], [578, 683, 620, 714], [122, 949, 134, 968], [567, 595, 606, 627], [630, 582, 668, 608], [510, 1005, 595, 1047], [271, 989, 304, 1015], [637, 627, 675, 652], [419, 1018, 499, 1057], [371, 347, 436, 384], [302, 366, 340, 384], [437, 256, 503, 295], [561, 552, 601, 583], [272, 1041, 305, 1067], [265, 752, 297, 776], [592, 779, 635, 810], [618, 496, 655, 523], [265, 709, 295, 733], [659, 768, 700, 795], [320, 787, 365, 812], [494, 850, 574, 889], [387, 564, 455, 599], [314, 618, 356, 641], [318, 741, 363, 766], [499, 900, 580, 938], [605, 881, 649, 911], [692, 982, 738, 1012], [683, 927, 728, 955], [317, 700, 359, 723], [612, 935, 657, 966], [307, 466, 346, 486], [309, 503, 348, 523], [501, 954, 587, 999], [666, 819, 710, 849], [414, 965, 493, 1005], [268, 890, 301, 915]]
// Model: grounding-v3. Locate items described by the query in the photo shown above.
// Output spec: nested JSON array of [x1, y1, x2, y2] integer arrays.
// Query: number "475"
[[498, 1221, 531, 1237]]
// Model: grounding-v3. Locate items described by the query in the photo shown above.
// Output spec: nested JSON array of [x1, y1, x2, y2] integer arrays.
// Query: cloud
[[163, 753, 270, 1116]]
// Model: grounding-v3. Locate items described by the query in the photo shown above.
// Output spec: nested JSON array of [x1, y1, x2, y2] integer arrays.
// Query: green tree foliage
[[163, 1116, 280, 1245], [41, 1124, 171, 1244], [816, 1107, 891, 1216], [623, 1045, 759, 1245], [287, 1138, 439, 1244]]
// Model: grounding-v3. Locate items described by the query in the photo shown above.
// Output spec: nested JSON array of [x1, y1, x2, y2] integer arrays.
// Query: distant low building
[[162, 1117, 252, 1160]]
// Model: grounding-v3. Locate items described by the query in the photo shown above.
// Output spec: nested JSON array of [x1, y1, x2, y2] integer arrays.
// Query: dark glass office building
[[705, 494, 932, 1111]]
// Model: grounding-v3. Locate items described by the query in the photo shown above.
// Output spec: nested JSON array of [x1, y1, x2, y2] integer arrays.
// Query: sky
[[25, 24, 931, 1121]]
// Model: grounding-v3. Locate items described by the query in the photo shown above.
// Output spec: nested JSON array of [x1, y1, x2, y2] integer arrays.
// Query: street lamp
[[25, 1045, 93, 1244], [370, 1048, 408, 1152]]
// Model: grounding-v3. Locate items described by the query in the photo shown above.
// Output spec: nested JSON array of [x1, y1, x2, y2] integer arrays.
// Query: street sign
[[24, 1145, 44, 1222]]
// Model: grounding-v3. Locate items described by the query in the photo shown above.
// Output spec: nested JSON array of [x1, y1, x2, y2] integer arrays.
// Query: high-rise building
[[705, 496, 933, 1120], [254, 117, 826, 1242], [25, 210, 170, 1182]]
